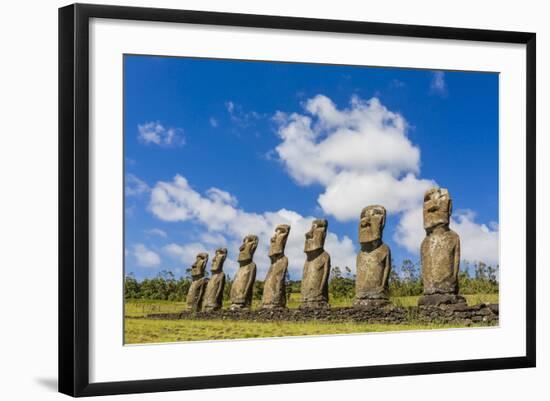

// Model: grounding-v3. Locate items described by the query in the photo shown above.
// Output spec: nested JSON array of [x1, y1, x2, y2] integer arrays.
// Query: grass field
[[124, 293, 498, 344], [125, 318, 480, 344]]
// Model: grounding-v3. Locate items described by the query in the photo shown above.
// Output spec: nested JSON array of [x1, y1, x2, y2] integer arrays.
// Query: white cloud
[[145, 228, 167, 238], [133, 244, 161, 267], [138, 121, 185, 147], [164, 242, 207, 265], [125, 174, 149, 197], [393, 207, 425, 255], [200, 232, 228, 246], [274, 95, 430, 220], [149, 174, 355, 278], [149, 175, 238, 230], [318, 171, 434, 221], [394, 207, 499, 265], [209, 117, 218, 128], [430, 71, 447, 96], [451, 210, 499, 265]]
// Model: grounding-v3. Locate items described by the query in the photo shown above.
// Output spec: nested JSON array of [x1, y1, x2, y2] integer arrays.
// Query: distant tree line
[[124, 260, 499, 301]]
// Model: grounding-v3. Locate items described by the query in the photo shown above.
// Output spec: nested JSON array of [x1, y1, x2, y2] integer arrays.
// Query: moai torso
[[421, 188, 461, 296], [262, 255, 289, 308], [203, 272, 226, 311], [203, 248, 228, 311], [355, 205, 392, 301], [230, 235, 259, 310], [230, 262, 256, 308], [356, 243, 391, 299], [421, 228, 460, 294], [186, 278, 208, 312], [300, 219, 331, 308], [301, 250, 331, 304], [262, 224, 291, 309], [186, 252, 209, 312]]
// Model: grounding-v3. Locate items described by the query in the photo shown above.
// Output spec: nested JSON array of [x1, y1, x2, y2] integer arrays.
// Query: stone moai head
[[304, 219, 328, 253], [359, 205, 386, 244], [423, 188, 452, 231], [211, 248, 227, 273], [238, 235, 259, 263], [191, 252, 209, 278], [269, 224, 291, 257]]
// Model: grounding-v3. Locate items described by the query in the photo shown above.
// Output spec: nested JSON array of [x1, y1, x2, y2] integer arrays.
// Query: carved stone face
[[359, 205, 386, 244], [211, 248, 227, 273], [191, 253, 208, 278], [304, 219, 328, 252], [423, 188, 452, 230], [269, 224, 290, 257], [238, 235, 259, 262]]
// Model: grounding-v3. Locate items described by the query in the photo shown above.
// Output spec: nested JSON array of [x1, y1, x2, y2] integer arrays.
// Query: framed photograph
[[59, 3, 536, 397]]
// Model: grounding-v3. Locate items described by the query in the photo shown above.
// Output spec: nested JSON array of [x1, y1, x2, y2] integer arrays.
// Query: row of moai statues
[[186, 224, 292, 311], [186, 187, 463, 311]]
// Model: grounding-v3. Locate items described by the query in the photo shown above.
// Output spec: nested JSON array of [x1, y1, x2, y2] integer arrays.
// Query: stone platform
[[144, 303, 499, 327]]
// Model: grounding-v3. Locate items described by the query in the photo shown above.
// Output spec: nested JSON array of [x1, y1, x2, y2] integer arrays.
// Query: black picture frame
[[59, 3, 536, 397]]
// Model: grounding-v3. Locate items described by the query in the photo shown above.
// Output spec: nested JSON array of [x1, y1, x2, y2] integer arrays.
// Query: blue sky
[[124, 55, 499, 281]]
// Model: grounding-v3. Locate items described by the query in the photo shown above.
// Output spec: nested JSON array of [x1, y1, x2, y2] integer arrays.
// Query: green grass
[[125, 299, 187, 317], [125, 318, 479, 344], [124, 293, 498, 344]]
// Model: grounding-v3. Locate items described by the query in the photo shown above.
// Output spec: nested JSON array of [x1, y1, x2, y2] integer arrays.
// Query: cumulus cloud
[[132, 244, 161, 267], [318, 171, 434, 221], [451, 210, 499, 265], [138, 121, 185, 147], [274, 95, 431, 220], [209, 117, 218, 128], [430, 71, 447, 96], [149, 174, 355, 278], [164, 242, 208, 265]]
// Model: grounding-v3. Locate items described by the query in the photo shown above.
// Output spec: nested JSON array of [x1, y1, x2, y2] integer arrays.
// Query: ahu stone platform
[[144, 303, 499, 326]]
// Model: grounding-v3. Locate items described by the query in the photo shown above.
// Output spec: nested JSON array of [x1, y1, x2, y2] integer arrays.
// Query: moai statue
[[354, 205, 392, 309], [261, 224, 291, 309], [202, 248, 227, 311], [419, 188, 465, 306], [229, 235, 258, 310], [300, 219, 331, 309], [186, 253, 209, 312]]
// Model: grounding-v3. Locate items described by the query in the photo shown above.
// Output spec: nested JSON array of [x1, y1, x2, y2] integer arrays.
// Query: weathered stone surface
[[301, 219, 331, 309], [419, 188, 461, 306], [230, 235, 258, 310], [355, 205, 392, 306], [186, 253, 209, 312], [261, 224, 290, 309], [203, 248, 227, 312], [353, 298, 392, 309], [418, 293, 466, 306]]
